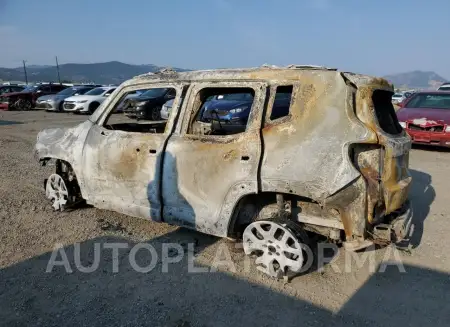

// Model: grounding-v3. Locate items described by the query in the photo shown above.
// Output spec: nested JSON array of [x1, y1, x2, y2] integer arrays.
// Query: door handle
[[241, 155, 250, 161], [149, 149, 157, 154]]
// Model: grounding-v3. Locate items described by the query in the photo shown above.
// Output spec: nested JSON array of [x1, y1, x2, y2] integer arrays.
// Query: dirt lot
[[0, 111, 449, 327]]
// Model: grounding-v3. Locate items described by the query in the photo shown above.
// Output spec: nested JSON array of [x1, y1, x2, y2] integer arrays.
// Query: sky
[[0, 0, 449, 78]]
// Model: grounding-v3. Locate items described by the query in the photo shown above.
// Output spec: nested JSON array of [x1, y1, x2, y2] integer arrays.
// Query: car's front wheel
[[15, 99, 32, 111], [150, 106, 162, 121]]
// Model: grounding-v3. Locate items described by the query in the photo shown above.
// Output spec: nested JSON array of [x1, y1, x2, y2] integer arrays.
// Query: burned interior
[[102, 86, 180, 134], [35, 66, 413, 279]]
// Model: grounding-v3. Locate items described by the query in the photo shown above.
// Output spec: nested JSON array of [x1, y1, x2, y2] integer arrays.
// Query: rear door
[[162, 82, 267, 237]]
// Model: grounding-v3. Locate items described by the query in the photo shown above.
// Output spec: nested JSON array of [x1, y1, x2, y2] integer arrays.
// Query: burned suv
[[35, 65, 413, 278]]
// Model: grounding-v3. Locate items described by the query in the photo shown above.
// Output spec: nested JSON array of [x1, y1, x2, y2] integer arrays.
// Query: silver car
[[160, 98, 175, 120], [35, 86, 97, 112]]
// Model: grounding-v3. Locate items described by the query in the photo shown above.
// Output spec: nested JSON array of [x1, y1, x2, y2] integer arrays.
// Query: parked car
[[35, 86, 98, 112], [397, 91, 450, 147], [0, 85, 25, 110], [123, 87, 176, 120], [198, 90, 291, 129], [115, 89, 147, 113], [437, 82, 450, 91], [35, 65, 412, 279], [160, 98, 175, 120], [392, 92, 406, 104], [0, 83, 68, 111], [63, 86, 116, 114], [0, 84, 24, 95]]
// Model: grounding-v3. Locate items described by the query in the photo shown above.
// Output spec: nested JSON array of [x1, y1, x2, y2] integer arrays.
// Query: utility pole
[[22, 60, 28, 85], [55, 56, 61, 84]]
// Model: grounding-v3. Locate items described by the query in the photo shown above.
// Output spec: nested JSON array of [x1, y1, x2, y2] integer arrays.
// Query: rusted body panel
[[35, 65, 412, 244]]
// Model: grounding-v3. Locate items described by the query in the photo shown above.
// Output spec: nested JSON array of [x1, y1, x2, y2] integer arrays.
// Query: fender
[[35, 120, 93, 199]]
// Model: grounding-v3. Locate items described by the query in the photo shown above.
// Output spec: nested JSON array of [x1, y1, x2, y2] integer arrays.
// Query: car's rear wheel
[[150, 106, 162, 121], [243, 218, 312, 279], [88, 102, 100, 114]]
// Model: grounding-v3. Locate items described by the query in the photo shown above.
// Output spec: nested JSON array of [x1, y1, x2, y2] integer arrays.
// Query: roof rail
[[260, 63, 280, 68], [286, 64, 337, 71], [157, 67, 178, 74]]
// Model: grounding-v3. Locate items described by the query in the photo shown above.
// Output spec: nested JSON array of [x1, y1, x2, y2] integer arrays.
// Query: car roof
[[72, 85, 95, 88], [91, 86, 115, 90], [415, 90, 450, 94], [126, 65, 392, 90]]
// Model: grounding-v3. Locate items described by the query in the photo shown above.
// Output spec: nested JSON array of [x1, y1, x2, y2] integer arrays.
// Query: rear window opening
[[269, 85, 293, 120], [372, 90, 403, 135]]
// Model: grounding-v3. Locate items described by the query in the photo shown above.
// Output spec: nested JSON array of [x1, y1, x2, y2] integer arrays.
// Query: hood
[[163, 99, 175, 107], [65, 95, 103, 102], [397, 107, 450, 125], [37, 94, 56, 102]]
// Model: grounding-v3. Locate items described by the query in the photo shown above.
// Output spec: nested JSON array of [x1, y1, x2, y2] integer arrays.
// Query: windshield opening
[[85, 88, 107, 96], [141, 88, 168, 98], [57, 88, 79, 96], [21, 85, 39, 92], [405, 94, 450, 110]]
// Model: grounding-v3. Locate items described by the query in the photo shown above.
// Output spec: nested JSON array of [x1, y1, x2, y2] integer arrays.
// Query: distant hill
[[0, 61, 189, 84], [1, 62, 447, 89], [383, 71, 448, 89]]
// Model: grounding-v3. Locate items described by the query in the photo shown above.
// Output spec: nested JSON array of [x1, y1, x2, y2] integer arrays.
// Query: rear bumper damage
[[372, 200, 413, 246], [344, 200, 413, 251]]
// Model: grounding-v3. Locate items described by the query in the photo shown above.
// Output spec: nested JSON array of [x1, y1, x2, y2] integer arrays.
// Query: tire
[[150, 106, 162, 121], [16, 99, 32, 111], [88, 102, 100, 114], [58, 102, 64, 112]]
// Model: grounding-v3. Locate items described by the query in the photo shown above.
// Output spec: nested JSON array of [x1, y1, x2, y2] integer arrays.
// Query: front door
[[162, 82, 267, 237], [82, 83, 185, 221]]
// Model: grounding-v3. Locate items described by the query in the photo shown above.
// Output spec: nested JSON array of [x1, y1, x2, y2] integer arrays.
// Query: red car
[[396, 91, 450, 147], [0, 83, 68, 111]]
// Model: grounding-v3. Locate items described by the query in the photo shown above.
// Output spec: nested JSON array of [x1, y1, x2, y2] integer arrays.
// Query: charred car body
[[35, 65, 413, 278], [0, 83, 68, 111]]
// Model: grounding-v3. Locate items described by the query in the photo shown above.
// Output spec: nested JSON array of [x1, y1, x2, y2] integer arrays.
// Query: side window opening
[[188, 87, 255, 136], [270, 85, 293, 120], [372, 90, 402, 135], [101, 86, 178, 134]]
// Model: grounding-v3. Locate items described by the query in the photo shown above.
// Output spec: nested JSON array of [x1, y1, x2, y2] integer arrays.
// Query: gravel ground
[[0, 111, 449, 327]]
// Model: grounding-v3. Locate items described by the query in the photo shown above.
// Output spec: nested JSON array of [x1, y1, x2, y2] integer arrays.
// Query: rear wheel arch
[[226, 192, 295, 239]]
